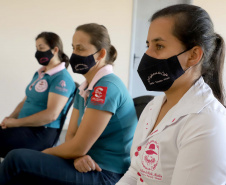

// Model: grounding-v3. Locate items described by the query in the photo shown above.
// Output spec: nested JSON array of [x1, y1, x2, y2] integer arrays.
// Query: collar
[[144, 77, 215, 139], [38, 62, 65, 77], [79, 64, 113, 102]]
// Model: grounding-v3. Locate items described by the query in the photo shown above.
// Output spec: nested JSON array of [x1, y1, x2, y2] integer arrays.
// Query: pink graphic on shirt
[[35, 79, 48, 92], [142, 140, 159, 171], [60, 80, 66, 87]]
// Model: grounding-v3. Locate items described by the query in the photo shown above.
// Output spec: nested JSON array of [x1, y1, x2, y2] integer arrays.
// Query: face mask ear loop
[[176, 47, 193, 57], [93, 49, 101, 55]]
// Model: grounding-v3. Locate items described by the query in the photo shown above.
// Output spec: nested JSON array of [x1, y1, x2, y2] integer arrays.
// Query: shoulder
[[178, 100, 226, 146], [49, 69, 74, 83], [96, 74, 127, 91]]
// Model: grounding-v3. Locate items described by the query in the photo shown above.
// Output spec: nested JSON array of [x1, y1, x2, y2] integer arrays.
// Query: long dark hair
[[76, 23, 117, 65], [151, 4, 225, 105], [36, 32, 69, 68]]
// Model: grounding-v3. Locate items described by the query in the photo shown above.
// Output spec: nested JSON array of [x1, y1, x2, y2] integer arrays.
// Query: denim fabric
[[0, 149, 123, 185], [0, 127, 58, 157]]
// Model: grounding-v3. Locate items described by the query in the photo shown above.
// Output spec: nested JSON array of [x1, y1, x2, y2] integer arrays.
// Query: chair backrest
[[133, 95, 154, 119], [52, 82, 79, 146]]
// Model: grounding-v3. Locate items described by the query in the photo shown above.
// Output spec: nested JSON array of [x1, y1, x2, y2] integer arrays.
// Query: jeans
[[0, 149, 123, 185], [0, 127, 58, 157]]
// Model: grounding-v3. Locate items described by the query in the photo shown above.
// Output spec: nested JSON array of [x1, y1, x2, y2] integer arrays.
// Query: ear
[[52, 47, 59, 55], [187, 46, 203, 67], [96, 48, 106, 61]]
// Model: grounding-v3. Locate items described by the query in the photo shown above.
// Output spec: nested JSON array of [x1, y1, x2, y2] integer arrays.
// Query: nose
[[145, 46, 155, 58]]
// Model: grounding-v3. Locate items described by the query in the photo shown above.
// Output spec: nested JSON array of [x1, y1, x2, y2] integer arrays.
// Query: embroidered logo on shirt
[[142, 140, 159, 171], [91, 86, 107, 104], [55, 80, 68, 92], [35, 79, 48, 92], [60, 80, 66, 87]]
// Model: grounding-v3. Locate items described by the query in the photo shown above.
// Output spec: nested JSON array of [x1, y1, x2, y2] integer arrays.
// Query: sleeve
[[49, 75, 75, 98], [171, 112, 226, 185], [86, 81, 121, 114]]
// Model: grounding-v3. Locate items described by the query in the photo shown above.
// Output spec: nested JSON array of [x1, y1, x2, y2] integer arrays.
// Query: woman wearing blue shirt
[[0, 24, 138, 185], [0, 32, 75, 157]]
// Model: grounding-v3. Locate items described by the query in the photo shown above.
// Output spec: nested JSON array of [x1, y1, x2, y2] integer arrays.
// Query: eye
[[156, 44, 164, 50]]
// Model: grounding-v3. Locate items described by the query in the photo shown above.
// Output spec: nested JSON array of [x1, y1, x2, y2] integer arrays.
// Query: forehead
[[72, 30, 91, 46], [36, 38, 47, 46], [148, 17, 176, 42]]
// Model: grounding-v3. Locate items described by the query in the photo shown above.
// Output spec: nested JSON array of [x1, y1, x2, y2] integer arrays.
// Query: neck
[[84, 62, 105, 84], [164, 73, 198, 108], [44, 59, 61, 72]]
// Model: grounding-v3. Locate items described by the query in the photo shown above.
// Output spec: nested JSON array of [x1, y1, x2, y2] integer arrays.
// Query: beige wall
[[193, 0, 226, 87], [0, 0, 133, 128]]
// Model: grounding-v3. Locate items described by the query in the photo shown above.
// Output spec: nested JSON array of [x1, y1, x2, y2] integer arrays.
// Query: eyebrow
[[146, 37, 166, 43]]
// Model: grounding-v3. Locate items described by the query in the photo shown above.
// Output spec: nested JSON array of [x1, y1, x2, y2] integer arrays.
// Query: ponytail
[[202, 34, 225, 105], [61, 53, 69, 68], [106, 45, 117, 65]]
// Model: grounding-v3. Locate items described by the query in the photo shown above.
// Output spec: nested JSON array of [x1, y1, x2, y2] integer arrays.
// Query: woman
[[0, 23, 138, 185], [0, 32, 76, 157], [117, 4, 226, 185]]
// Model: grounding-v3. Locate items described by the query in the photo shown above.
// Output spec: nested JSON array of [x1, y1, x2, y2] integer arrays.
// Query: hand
[[0, 117, 18, 129], [74, 155, 102, 173]]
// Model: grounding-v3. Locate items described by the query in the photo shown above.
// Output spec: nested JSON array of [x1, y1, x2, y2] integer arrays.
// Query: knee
[[4, 149, 34, 167]]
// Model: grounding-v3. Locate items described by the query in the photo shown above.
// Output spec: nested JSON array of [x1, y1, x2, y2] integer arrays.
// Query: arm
[[2, 92, 68, 128], [65, 108, 79, 142], [8, 96, 27, 119], [0, 96, 26, 127], [43, 108, 112, 159]]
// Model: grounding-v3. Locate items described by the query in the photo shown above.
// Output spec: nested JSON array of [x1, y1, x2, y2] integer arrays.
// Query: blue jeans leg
[[0, 149, 123, 185]]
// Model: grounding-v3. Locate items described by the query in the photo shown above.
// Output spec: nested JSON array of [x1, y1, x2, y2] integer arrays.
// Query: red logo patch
[[91, 86, 107, 104]]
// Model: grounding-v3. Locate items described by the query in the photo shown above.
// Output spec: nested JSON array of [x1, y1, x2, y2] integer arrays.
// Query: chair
[[52, 82, 79, 146], [133, 95, 154, 119]]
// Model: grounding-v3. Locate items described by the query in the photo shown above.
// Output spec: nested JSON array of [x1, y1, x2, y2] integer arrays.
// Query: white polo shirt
[[117, 77, 226, 185]]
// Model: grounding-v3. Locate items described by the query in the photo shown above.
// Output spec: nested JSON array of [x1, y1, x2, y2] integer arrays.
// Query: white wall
[[193, 0, 226, 88], [0, 0, 133, 128]]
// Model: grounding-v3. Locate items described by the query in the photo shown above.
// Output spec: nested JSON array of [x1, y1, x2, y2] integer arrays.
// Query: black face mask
[[35, 50, 54, 66], [137, 49, 189, 92], [69, 50, 99, 74]]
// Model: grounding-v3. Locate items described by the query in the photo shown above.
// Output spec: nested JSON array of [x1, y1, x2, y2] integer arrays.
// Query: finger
[[94, 161, 102, 172], [74, 162, 83, 172], [82, 160, 92, 172], [87, 159, 95, 170], [80, 165, 89, 173]]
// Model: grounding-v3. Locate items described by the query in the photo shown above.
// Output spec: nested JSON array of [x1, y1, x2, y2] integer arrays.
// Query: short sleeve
[[87, 81, 121, 114], [49, 75, 75, 98]]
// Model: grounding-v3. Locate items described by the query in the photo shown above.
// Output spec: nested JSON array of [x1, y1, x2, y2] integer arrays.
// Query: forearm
[[8, 101, 25, 118], [43, 139, 85, 159], [14, 109, 58, 127]]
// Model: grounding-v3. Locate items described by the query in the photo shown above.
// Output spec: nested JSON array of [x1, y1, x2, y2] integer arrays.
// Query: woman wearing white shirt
[[117, 4, 226, 185]]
